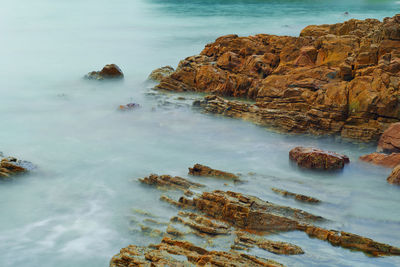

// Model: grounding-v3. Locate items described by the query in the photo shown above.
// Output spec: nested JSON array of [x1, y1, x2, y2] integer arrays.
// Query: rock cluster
[[271, 187, 321, 203], [188, 163, 239, 180], [155, 14, 400, 142], [85, 64, 124, 80], [110, 237, 284, 267], [148, 66, 175, 82], [289, 147, 349, 170]]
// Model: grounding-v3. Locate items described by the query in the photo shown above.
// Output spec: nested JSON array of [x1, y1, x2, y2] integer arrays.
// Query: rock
[[233, 231, 304, 255], [188, 164, 239, 180], [377, 123, 400, 153], [148, 66, 174, 82], [85, 64, 123, 80], [359, 152, 400, 168], [118, 103, 140, 111], [387, 165, 400, 185], [139, 174, 204, 192], [271, 187, 321, 203], [110, 237, 284, 267], [154, 15, 400, 142], [0, 156, 32, 178], [289, 147, 349, 170]]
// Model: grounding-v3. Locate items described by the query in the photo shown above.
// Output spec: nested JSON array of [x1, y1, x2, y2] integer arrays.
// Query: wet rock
[[271, 187, 321, 203], [377, 123, 400, 153], [302, 225, 400, 256], [0, 156, 32, 178], [234, 231, 304, 255], [110, 237, 284, 267], [139, 174, 204, 192], [148, 66, 174, 82], [289, 147, 349, 170], [188, 164, 239, 180], [387, 165, 400, 185], [118, 103, 140, 111], [85, 64, 123, 80], [359, 152, 400, 168], [155, 15, 400, 142]]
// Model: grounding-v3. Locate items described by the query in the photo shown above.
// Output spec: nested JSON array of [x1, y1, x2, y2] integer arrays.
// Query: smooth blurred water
[[0, 1, 399, 266]]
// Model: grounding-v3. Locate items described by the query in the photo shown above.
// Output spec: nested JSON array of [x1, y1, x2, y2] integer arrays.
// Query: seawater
[[0, 0, 399, 266]]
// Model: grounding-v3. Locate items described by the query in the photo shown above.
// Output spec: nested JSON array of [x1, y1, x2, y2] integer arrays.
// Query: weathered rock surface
[[188, 163, 239, 180], [359, 152, 400, 168], [110, 237, 284, 267], [85, 64, 124, 80], [139, 174, 204, 192], [148, 66, 174, 82], [387, 165, 400, 185], [233, 231, 304, 255], [155, 15, 400, 142], [289, 147, 349, 170], [378, 123, 400, 153], [0, 156, 33, 178], [271, 187, 321, 203]]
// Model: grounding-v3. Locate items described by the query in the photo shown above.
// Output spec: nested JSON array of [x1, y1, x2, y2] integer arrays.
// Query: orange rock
[[377, 123, 400, 153], [359, 152, 400, 168], [387, 165, 400, 185], [289, 147, 349, 170]]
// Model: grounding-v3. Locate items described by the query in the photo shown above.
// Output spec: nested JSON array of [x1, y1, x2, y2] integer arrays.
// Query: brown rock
[[85, 64, 123, 80], [289, 147, 349, 170], [139, 174, 204, 192], [0, 156, 30, 178], [188, 163, 239, 180], [110, 237, 284, 267], [271, 187, 321, 203], [154, 14, 400, 142], [359, 152, 400, 168], [377, 123, 400, 153], [148, 66, 174, 82], [387, 165, 400, 185]]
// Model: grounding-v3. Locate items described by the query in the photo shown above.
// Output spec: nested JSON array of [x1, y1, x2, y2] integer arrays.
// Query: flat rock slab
[[359, 152, 400, 168], [188, 163, 239, 180]]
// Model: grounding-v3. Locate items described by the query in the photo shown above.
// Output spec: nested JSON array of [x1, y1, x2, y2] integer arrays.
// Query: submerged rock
[[387, 165, 400, 185], [271, 187, 321, 203], [289, 147, 349, 170], [139, 174, 204, 192], [110, 237, 284, 267], [0, 156, 33, 179], [85, 64, 123, 80], [188, 163, 239, 180], [148, 66, 174, 82], [359, 152, 400, 168], [155, 14, 400, 142], [377, 123, 400, 153], [118, 103, 140, 111]]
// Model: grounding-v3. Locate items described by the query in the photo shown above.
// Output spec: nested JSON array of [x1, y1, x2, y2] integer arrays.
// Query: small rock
[[85, 64, 123, 80], [271, 187, 320, 203], [359, 152, 400, 168], [188, 164, 239, 180], [148, 66, 174, 82], [289, 147, 349, 170], [118, 103, 140, 111], [387, 165, 400, 185]]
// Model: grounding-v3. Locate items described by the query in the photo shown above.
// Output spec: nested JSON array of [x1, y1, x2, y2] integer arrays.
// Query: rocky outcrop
[[188, 164, 239, 180], [139, 174, 204, 193], [359, 152, 400, 168], [289, 147, 349, 170], [0, 156, 33, 178], [85, 64, 124, 80], [387, 165, 400, 185], [233, 231, 304, 255], [110, 237, 284, 267], [378, 123, 400, 153], [154, 15, 400, 142], [148, 66, 174, 82], [271, 187, 321, 203]]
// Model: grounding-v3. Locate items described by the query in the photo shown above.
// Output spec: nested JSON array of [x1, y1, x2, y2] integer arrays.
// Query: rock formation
[[148, 66, 175, 82], [271, 187, 321, 203], [289, 147, 349, 170], [154, 14, 400, 142], [387, 165, 400, 185], [139, 174, 204, 193], [377, 122, 400, 153], [188, 164, 239, 180], [85, 64, 124, 80], [359, 152, 400, 168], [0, 156, 33, 178]]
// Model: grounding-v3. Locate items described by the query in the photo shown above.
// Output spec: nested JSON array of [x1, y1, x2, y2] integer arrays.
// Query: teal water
[[0, 0, 399, 266]]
